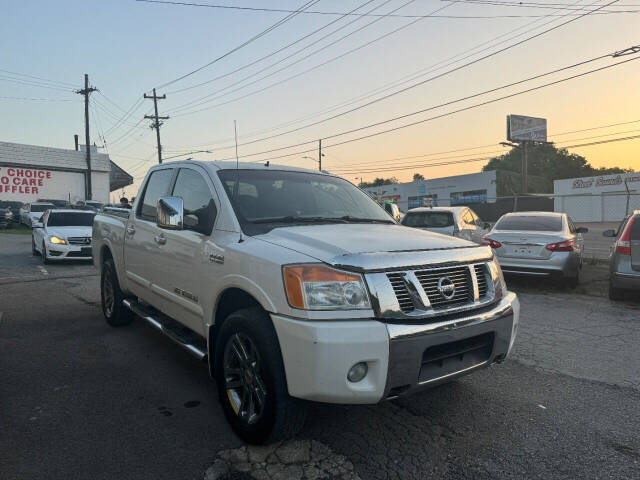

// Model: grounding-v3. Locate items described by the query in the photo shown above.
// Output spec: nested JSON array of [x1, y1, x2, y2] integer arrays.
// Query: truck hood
[[257, 224, 487, 271]]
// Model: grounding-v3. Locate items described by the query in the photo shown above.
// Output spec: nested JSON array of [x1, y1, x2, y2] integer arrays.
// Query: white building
[[362, 171, 497, 211], [554, 171, 640, 222], [0, 140, 132, 204]]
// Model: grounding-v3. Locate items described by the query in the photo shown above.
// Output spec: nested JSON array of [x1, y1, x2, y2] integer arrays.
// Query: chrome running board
[[123, 298, 207, 361]]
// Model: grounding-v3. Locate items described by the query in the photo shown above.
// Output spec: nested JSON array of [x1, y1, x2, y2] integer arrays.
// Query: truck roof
[[158, 159, 333, 176]]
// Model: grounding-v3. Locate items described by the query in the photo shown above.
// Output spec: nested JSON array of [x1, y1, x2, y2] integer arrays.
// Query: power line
[[0, 75, 76, 92], [136, 0, 638, 16], [0, 68, 80, 88], [168, 0, 620, 145], [166, 0, 378, 95], [167, 0, 430, 114], [212, 54, 640, 164], [153, 0, 320, 90], [0, 95, 75, 102]]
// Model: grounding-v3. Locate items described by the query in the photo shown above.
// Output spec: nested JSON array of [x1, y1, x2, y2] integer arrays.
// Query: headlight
[[489, 256, 507, 299], [283, 264, 371, 310], [49, 236, 67, 245]]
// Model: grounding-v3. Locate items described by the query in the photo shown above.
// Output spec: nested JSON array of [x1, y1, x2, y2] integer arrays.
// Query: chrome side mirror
[[156, 196, 183, 230]]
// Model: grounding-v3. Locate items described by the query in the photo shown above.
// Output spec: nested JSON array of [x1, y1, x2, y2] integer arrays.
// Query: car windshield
[[47, 212, 95, 227], [31, 204, 54, 212], [495, 215, 563, 231], [217, 169, 394, 234], [402, 211, 454, 228]]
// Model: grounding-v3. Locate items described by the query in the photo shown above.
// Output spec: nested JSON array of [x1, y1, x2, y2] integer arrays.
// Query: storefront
[[362, 171, 497, 211], [554, 172, 640, 222], [0, 140, 132, 204]]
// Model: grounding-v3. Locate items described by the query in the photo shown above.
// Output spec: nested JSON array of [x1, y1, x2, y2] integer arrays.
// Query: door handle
[[126, 225, 136, 235], [154, 234, 167, 246]]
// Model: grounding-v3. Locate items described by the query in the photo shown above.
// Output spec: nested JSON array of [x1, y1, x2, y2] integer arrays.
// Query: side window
[[469, 209, 481, 226], [172, 168, 217, 235], [137, 169, 174, 221], [567, 217, 576, 233]]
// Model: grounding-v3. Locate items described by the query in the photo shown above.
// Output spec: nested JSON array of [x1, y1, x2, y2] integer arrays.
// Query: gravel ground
[[1, 234, 639, 480]]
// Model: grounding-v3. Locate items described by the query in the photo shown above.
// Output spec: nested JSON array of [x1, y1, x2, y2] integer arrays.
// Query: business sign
[[507, 115, 547, 142], [572, 173, 640, 189], [0, 166, 85, 203]]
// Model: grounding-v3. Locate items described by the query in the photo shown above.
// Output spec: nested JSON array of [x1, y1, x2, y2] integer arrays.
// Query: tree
[[359, 177, 398, 188], [483, 143, 629, 195], [412, 173, 425, 181]]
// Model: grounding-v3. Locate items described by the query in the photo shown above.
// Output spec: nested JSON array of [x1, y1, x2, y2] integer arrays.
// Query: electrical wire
[[0, 95, 75, 102], [0, 68, 80, 88], [153, 0, 320, 90]]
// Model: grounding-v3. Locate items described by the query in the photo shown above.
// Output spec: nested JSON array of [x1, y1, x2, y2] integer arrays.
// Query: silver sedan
[[482, 212, 587, 287]]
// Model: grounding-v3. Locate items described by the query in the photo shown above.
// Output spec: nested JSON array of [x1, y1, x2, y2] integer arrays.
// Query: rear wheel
[[608, 281, 625, 301], [101, 259, 133, 326], [215, 308, 307, 444]]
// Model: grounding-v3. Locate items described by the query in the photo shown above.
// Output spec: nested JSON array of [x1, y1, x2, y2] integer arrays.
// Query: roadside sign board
[[507, 115, 547, 142]]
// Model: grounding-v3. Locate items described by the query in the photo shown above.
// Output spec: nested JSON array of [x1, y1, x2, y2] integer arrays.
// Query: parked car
[[19, 202, 55, 226], [0, 206, 13, 228], [382, 202, 401, 221], [74, 200, 104, 212], [482, 211, 586, 287], [0, 200, 23, 222], [32, 209, 96, 263], [603, 210, 640, 300], [401, 206, 490, 244], [37, 198, 70, 208], [93, 161, 519, 444]]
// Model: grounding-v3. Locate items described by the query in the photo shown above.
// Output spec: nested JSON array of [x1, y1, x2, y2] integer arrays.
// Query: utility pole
[[75, 74, 97, 200], [318, 139, 323, 171], [522, 140, 528, 195], [144, 88, 169, 164]]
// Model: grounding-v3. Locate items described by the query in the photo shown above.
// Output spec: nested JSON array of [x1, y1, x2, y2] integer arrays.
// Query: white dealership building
[[554, 171, 640, 222], [0, 140, 132, 204], [362, 170, 497, 210]]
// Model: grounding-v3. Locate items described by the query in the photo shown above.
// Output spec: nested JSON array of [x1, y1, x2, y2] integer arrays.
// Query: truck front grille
[[384, 262, 492, 317]]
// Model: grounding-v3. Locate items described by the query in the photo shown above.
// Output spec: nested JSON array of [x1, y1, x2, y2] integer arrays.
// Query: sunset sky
[[2, 0, 639, 198]]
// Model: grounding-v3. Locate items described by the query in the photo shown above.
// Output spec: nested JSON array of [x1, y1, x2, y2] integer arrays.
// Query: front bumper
[[46, 243, 93, 260], [272, 291, 519, 404]]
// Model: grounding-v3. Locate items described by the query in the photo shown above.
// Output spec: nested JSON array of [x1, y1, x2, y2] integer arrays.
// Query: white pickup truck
[[93, 161, 519, 444]]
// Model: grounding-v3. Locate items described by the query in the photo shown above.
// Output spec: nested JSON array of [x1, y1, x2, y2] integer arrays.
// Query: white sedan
[[401, 206, 491, 244], [32, 209, 96, 263]]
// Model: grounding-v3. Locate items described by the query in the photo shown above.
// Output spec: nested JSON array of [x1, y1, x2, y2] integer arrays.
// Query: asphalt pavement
[[1, 233, 639, 480]]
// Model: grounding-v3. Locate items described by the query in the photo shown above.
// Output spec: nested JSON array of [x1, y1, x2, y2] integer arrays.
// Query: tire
[[214, 307, 307, 444], [608, 281, 624, 301], [101, 259, 133, 326], [567, 269, 579, 289], [41, 241, 51, 264], [32, 236, 38, 255]]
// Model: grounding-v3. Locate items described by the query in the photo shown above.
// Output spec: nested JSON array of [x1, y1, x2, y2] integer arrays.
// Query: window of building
[[450, 189, 487, 205]]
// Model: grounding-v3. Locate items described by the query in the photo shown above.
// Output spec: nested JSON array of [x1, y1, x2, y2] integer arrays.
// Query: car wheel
[[32, 236, 38, 255], [41, 242, 51, 264], [101, 259, 133, 326], [567, 270, 579, 289], [608, 281, 624, 301], [215, 307, 307, 444]]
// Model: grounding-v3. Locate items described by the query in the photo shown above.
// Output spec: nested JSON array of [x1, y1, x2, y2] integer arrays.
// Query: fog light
[[347, 362, 368, 383]]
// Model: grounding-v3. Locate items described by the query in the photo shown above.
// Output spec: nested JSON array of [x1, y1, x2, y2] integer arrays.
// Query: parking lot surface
[[1, 234, 639, 480]]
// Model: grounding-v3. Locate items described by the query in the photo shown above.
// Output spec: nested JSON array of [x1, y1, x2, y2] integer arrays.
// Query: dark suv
[[0, 201, 22, 224], [603, 210, 640, 300]]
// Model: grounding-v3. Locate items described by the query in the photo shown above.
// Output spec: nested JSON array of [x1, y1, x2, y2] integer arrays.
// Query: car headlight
[[489, 256, 507, 299], [283, 264, 371, 310], [49, 236, 67, 245]]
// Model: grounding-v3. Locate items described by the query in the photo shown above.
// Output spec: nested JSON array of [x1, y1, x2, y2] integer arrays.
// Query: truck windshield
[[47, 212, 95, 227], [402, 212, 454, 228], [217, 169, 394, 234]]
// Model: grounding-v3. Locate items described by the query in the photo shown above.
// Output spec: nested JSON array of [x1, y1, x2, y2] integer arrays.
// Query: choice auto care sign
[[0, 166, 85, 203]]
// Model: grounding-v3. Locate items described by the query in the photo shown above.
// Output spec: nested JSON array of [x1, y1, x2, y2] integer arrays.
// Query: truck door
[[123, 168, 175, 302], [154, 166, 220, 335]]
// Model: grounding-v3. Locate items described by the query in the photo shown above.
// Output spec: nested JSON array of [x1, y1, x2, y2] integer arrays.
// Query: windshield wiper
[[252, 216, 349, 224], [339, 216, 395, 224]]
